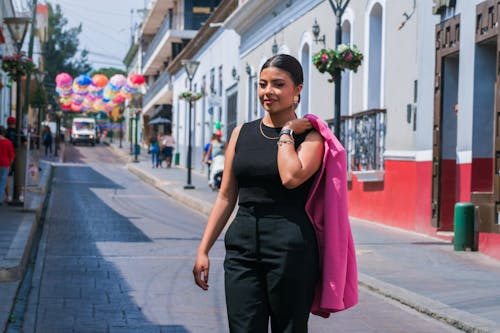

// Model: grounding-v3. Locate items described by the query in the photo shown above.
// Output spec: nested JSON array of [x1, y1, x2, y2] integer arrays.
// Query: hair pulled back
[[260, 54, 303, 86]]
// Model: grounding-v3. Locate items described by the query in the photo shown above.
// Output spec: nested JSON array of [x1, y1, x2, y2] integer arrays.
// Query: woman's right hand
[[193, 252, 210, 290]]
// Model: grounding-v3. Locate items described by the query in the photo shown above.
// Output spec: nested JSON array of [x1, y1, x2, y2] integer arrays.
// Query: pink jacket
[[304, 114, 358, 318]]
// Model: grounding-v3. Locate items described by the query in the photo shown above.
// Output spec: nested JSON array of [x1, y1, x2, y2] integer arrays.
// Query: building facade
[[129, 0, 500, 261], [126, 0, 223, 147], [169, 0, 239, 169]]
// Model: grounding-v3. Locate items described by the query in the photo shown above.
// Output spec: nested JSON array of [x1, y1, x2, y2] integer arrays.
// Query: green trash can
[[174, 152, 180, 166], [453, 202, 475, 251], [134, 144, 141, 155]]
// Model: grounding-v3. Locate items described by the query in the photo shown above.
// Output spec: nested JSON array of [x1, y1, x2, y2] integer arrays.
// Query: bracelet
[[279, 128, 294, 138], [277, 139, 294, 147]]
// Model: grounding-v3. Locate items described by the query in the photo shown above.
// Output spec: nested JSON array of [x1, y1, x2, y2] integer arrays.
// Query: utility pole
[[328, 0, 351, 139], [23, 0, 38, 126]]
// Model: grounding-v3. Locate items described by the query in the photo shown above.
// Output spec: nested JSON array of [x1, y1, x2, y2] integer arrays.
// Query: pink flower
[[344, 51, 353, 62], [321, 53, 329, 64]]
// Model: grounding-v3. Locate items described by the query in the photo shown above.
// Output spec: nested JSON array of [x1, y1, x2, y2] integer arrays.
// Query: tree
[[90, 67, 127, 78], [43, 3, 92, 105]]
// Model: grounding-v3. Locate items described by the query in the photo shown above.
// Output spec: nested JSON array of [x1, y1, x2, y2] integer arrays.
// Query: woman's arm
[[193, 125, 241, 290], [277, 119, 324, 189]]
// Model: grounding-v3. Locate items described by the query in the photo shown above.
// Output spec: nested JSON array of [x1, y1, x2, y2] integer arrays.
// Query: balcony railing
[[143, 15, 172, 68], [143, 71, 171, 107], [341, 109, 386, 181]]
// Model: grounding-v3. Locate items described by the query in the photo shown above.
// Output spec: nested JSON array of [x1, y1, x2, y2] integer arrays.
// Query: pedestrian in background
[[5, 116, 19, 202], [205, 130, 224, 162], [42, 126, 53, 156], [193, 54, 348, 332], [202, 134, 215, 180], [159, 130, 175, 168], [149, 133, 160, 168], [0, 126, 15, 205]]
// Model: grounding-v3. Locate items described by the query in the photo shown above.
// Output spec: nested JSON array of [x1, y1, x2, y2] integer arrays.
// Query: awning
[[148, 117, 171, 125]]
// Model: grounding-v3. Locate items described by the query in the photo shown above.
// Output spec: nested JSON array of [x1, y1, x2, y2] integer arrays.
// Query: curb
[[359, 273, 500, 333]]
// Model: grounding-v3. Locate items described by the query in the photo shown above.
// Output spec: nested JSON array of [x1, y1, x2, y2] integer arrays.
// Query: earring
[[293, 96, 299, 103]]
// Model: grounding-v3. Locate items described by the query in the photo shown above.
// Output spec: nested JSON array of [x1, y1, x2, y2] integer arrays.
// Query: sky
[[38, 0, 149, 70]]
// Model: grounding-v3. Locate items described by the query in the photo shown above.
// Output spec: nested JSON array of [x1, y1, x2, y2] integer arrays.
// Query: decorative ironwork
[[352, 110, 386, 171], [475, 0, 499, 43], [435, 15, 460, 57], [341, 117, 355, 174]]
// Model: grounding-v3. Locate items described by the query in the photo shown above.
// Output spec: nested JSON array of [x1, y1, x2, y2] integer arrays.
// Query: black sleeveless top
[[233, 118, 315, 206]]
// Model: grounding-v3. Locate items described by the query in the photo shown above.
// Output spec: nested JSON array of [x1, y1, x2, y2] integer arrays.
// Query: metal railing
[[143, 71, 171, 107], [143, 15, 172, 68], [341, 109, 386, 172]]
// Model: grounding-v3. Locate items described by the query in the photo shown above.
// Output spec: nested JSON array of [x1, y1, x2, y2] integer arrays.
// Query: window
[[367, 3, 383, 109], [300, 43, 310, 117]]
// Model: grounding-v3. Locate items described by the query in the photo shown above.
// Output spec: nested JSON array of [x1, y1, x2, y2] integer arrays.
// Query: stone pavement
[[1, 140, 500, 333]]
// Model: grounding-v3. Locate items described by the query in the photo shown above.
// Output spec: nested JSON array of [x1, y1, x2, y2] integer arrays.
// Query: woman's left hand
[[283, 118, 312, 135]]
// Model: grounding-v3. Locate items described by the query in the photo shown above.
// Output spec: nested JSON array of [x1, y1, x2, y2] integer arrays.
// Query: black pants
[[224, 204, 319, 333]]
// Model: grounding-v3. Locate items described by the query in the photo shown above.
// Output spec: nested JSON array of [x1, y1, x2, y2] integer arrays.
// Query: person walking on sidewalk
[[0, 126, 15, 205], [149, 133, 160, 168], [193, 54, 328, 332], [42, 126, 53, 156], [202, 134, 216, 180], [159, 130, 175, 168]]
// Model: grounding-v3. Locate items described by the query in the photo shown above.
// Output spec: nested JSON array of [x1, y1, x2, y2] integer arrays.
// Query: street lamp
[[130, 93, 142, 163], [4, 16, 31, 206], [128, 107, 134, 155], [34, 70, 46, 149], [181, 59, 200, 190], [53, 110, 63, 157], [328, 0, 351, 138]]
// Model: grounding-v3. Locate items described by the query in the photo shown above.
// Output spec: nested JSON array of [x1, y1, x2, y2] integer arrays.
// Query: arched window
[[300, 43, 311, 117], [341, 19, 352, 116], [367, 3, 383, 109]]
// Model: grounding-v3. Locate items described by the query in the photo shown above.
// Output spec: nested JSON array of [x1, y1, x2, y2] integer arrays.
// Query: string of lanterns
[[55, 73, 146, 113]]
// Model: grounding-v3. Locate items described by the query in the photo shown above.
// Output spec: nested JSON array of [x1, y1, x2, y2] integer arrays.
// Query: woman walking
[[193, 54, 357, 333]]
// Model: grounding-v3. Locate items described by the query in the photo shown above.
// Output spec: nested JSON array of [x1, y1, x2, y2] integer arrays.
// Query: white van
[[71, 117, 97, 146]]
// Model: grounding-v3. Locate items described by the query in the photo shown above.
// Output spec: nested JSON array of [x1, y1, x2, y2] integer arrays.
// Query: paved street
[[9, 144, 466, 333]]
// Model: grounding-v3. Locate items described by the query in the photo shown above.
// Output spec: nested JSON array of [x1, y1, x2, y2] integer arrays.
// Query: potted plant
[[1, 53, 36, 80], [312, 44, 363, 83], [179, 90, 203, 102]]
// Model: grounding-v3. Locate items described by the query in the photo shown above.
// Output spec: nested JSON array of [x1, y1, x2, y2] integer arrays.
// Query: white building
[[169, 0, 239, 170], [139, 0, 500, 260], [124, 0, 224, 152]]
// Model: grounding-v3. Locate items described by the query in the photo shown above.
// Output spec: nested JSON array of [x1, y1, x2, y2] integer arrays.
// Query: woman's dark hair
[[260, 54, 303, 86]]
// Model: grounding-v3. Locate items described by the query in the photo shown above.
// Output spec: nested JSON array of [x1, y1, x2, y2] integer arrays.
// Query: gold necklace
[[259, 119, 280, 140]]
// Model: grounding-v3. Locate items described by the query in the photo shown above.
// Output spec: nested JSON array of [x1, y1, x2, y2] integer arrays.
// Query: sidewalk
[[1, 141, 499, 333], [0, 144, 64, 332]]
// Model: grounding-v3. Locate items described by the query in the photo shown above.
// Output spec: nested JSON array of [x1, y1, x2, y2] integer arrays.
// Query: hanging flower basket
[[179, 90, 203, 102], [312, 44, 364, 83], [1, 53, 36, 80]]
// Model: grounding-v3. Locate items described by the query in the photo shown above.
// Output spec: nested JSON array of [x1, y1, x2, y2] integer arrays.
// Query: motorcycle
[[209, 154, 225, 190]]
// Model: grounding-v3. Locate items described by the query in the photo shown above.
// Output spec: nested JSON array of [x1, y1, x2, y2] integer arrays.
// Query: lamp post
[[34, 70, 46, 149], [118, 110, 124, 149], [129, 107, 134, 155], [328, 0, 351, 138], [4, 16, 31, 206], [181, 59, 200, 190], [133, 108, 141, 162], [53, 110, 62, 157]]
